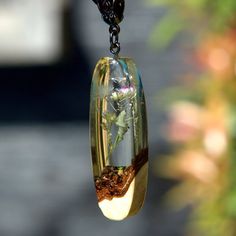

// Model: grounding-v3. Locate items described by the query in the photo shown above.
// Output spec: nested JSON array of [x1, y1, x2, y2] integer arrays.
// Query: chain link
[[93, 1, 124, 57], [109, 24, 120, 56]]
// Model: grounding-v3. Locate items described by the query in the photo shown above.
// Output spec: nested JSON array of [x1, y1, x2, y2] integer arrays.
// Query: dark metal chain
[[109, 24, 120, 55], [92, 0, 125, 56]]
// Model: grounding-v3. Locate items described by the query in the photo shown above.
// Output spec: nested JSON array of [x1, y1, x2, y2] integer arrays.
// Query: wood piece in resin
[[90, 57, 148, 221]]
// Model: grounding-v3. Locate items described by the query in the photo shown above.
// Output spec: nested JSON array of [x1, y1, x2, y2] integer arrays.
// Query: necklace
[[90, 0, 148, 221]]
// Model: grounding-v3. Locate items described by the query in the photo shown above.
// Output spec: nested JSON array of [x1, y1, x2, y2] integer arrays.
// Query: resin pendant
[[90, 57, 148, 221]]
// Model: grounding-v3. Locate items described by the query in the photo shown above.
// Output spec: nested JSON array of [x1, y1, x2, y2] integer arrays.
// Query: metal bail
[[94, 0, 125, 25]]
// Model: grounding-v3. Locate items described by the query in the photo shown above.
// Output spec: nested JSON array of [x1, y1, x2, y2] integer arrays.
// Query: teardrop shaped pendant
[[90, 1, 148, 221]]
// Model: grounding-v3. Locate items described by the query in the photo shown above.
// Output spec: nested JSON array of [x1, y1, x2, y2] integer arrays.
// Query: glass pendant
[[90, 57, 148, 221]]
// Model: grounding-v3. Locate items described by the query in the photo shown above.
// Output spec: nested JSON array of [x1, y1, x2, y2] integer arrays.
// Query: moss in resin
[[101, 88, 137, 158]]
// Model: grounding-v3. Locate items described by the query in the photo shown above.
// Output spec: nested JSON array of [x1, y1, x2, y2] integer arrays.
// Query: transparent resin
[[90, 57, 148, 220]]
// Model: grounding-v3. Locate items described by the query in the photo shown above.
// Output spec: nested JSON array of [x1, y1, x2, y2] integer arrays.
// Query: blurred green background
[[150, 0, 236, 236]]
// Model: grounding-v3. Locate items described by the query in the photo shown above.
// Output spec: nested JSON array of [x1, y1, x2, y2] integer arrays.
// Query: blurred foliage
[[150, 0, 236, 235], [148, 0, 236, 48]]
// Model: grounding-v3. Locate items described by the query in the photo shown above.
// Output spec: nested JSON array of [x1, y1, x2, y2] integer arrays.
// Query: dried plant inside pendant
[[90, 0, 148, 221]]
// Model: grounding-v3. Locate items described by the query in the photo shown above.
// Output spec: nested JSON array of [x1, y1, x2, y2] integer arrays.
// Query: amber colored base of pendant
[[98, 161, 148, 221]]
